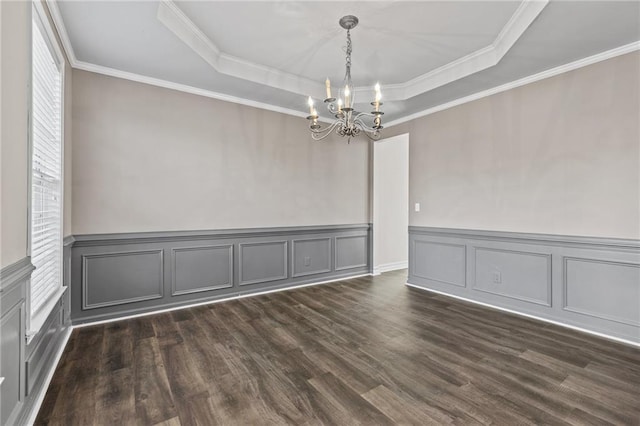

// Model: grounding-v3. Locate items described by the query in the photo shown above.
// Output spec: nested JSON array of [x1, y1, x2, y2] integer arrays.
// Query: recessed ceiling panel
[[177, 1, 521, 86]]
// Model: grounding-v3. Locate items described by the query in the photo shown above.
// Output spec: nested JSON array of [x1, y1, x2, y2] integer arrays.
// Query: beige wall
[[404, 52, 640, 239], [71, 70, 369, 235], [1, 1, 30, 268]]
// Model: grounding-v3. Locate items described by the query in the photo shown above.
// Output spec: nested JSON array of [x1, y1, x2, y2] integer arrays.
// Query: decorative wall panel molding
[[82, 250, 165, 310], [292, 238, 331, 278], [471, 246, 551, 306], [335, 235, 369, 271], [408, 226, 640, 344], [1, 296, 25, 426], [70, 224, 371, 324], [239, 241, 288, 286], [563, 256, 640, 327], [411, 240, 466, 287], [171, 245, 233, 296]]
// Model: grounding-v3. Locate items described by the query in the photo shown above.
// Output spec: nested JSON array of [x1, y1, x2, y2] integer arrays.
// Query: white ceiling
[[53, 1, 640, 125]]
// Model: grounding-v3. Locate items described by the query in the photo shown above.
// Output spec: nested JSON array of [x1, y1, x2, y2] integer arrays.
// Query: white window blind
[[30, 10, 63, 321]]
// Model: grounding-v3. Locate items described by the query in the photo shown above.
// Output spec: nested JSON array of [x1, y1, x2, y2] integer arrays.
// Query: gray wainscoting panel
[[408, 227, 640, 343], [171, 245, 233, 296], [335, 235, 368, 271], [25, 298, 65, 394], [1, 297, 25, 426], [0, 258, 31, 426], [563, 257, 640, 326], [472, 247, 551, 306], [239, 241, 288, 286], [82, 250, 164, 309], [70, 224, 371, 324], [292, 238, 331, 278], [412, 240, 466, 287], [1, 257, 71, 426]]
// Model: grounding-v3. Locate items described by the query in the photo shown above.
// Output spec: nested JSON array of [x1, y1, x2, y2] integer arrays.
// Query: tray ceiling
[[52, 1, 640, 125]]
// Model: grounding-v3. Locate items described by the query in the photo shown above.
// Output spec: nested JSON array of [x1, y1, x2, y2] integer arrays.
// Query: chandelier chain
[[344, 29, 352, 84]]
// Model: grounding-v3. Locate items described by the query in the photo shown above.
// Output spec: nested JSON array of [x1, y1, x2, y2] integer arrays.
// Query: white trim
[[33, 1, 65, 68], [72, 59, 334, 124], [386, 41, 640, 128], [28, 1, 66, 336], [74, 273, 372, 328], [405, 282, 640, 348], [45, 0, 76, 64], [381, 0, 547, 101], [156, 1, 324, 99], [373, 261, 408, 276], [24, 327, 72, 426]]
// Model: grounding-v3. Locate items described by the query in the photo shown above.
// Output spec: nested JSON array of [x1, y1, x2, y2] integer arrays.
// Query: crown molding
[[384, 41, 640, 128], [157, 0, 546, 102], [381, 0, 548, 100], [157, 0, 325, 98], [46, 0, 78, 66], [72, 59, 333, 123]]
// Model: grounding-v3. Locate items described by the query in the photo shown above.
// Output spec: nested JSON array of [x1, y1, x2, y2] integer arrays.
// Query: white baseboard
[[406, 282, 640, 348], [373, 261, 408, 276], [25, 327, 73, 426], [74, 273, 372, 328]]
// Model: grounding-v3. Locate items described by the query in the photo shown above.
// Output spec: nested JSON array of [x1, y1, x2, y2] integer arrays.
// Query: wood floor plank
[[361, 384, 454, 425], [133, 337, 178, 424], [36, 270, 640, 425]]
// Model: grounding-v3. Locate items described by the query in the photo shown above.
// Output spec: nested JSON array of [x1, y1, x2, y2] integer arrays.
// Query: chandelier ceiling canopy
[[306, 15, 383, 142]]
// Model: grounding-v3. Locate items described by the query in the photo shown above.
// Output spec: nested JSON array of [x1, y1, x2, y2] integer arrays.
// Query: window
[[28, 3, 65, 336]]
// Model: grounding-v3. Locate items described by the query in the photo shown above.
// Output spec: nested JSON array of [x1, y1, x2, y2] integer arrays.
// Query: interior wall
[[71, 70, 370, 235], [403, 52, 639, 239], [373, 134, 409, 270], [1, 1, 30, 268]]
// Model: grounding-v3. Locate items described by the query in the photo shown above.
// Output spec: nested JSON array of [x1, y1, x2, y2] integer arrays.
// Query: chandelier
[[306, 15, 383, 142]]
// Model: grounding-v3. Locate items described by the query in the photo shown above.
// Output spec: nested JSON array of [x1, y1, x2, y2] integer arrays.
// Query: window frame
[[27, 0, 67, 340]]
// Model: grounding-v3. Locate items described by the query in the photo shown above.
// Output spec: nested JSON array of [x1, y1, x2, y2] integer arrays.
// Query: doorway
[[372, 133, 409, 275]]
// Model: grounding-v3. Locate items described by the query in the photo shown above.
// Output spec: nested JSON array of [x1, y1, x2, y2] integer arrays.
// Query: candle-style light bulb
[[325, 78, 332, 99], [337, 98, 343, 112], [344, 85, 351, 109], [308, 96, 314, 115], [374, 82, 381, 111]]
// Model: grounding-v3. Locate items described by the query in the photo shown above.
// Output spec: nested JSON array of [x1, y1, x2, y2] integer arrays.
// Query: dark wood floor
[[36, 270, 640, 425]]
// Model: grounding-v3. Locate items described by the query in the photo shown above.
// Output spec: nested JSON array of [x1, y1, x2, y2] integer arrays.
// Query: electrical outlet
[[415, 202, 421, 212], [492, 271, 502, 284], [304, 256, 311, 266]]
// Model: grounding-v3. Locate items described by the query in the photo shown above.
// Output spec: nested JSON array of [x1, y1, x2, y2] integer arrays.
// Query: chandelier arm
[[362, 130, 382, 141], [353, 117, 379, 132], [310, 120, 343, 141]]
